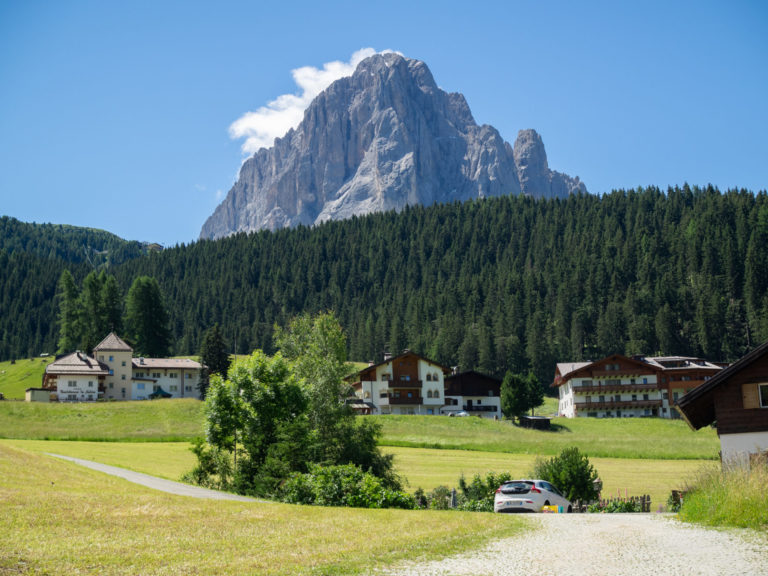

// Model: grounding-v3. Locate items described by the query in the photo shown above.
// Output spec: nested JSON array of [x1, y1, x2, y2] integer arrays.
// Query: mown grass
[[0, 398, 204, 440], [3, 440, 706, 511], [375, 414, 720, 460], [679, 464, 768, 530], [0, 400, 719, 461], [0, 444, 526, 575], [0, 356, 54, 399]]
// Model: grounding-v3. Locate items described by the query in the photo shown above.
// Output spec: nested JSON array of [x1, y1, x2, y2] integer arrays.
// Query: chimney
[[383, 351, 392, 362]]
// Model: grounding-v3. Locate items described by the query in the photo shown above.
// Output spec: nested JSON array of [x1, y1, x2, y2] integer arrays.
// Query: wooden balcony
[[573, 383, 660, 394], [574, 399, 663, 410], [388, 396, 422, 405]]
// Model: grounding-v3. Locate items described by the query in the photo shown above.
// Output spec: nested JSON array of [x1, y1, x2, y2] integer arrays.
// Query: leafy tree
[[531, 447, 599, 502], [501, 371, 544, 421], [125, 276, 172, 357]]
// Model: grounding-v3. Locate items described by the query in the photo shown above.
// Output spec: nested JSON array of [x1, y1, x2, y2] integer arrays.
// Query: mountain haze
[[200, 53, 586, 239]]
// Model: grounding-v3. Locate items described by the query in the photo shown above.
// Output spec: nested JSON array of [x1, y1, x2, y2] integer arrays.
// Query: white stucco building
[[41, 333, 203, 401]]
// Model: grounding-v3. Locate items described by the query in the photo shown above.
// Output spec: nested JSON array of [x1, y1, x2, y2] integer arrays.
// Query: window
[[643, 393, 649, 401], [170, 373, 178, 378], [426, 373, 432, 382], [643, 378, 648, 384], [426, 390, 433, 398], [137, 383, 145, 390], [88, 381, 94, 388], [121, 361, 126, 367], [153, 385, 160, 392], [630, 379, 636, 385], [760, 384, 768, 408], [109, 369, 114, 375], [585, 395, 592, 403], [109, 355, 114, 362], [109, 382, 113, 389], [67, 380, 76, 387], [99, 355, 104, 361], [121, 375, 126, 380], [152, 372, 161, 378], [673, 392, 680, 401], [185, 373, 192, 379], [632, 394, 637, 401], [135, 372, 144, 378], [170, 385, 178, 392], [433, 389, 439, 398], [185, 386, 192, 392]]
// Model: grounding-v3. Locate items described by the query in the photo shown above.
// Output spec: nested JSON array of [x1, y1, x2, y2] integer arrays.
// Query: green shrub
[[456, 471, 512, 512], [531, 446, 598, 502], [587, 499, 641, 513], [280, 464, 415, 509]]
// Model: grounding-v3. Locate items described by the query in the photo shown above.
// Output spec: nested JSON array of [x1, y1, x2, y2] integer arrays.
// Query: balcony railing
[[388, 396, 422, 405], [384, 379, 422, 388], [573, 383, 659, 394], [463, 405, 497, 412], [574, 399, 663, 410]]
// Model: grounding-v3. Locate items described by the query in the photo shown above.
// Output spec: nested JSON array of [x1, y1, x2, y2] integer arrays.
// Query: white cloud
[[229, 48, 393, 155]]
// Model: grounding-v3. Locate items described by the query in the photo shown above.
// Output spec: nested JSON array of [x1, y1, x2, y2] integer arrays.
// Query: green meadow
[[0, 356, 54, 399], [0, 443, 524, 575], [0, 399, 720, 461], [3, 439, 710, 509]]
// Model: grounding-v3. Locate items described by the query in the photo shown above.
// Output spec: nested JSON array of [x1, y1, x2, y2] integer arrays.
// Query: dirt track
[[382, 513, 768, 576]]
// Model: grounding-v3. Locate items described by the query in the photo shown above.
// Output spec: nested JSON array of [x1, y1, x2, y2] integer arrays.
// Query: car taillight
[[495, 487, 502, 493], [530, 486, 541, 493]]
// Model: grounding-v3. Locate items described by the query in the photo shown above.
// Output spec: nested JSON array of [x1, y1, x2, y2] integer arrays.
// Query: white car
[[493, 479, 572, 513]]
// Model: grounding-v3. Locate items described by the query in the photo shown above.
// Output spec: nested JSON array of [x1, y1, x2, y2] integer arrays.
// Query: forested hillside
[[2, 186, 768, 386]]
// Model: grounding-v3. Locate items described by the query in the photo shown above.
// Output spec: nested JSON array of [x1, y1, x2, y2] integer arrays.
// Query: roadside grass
[[0, 398, 204, 440], [375, 415, 720, 460], [3, 440, 707, 511], [678, 464, 768, 530], [0, 356, 54, 399], [0, 444, 526, 576]]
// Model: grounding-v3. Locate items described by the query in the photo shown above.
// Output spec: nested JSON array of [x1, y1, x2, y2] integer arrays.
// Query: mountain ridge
[[200, 53, 586, 239]]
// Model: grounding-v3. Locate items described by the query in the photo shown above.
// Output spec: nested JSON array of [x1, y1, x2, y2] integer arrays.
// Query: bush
[[180, 437, 232, 490], [531, 446, 598, 502], [280, 464, 415, 509], [587, 499, 641, 513], [456, 471, 512, 512]]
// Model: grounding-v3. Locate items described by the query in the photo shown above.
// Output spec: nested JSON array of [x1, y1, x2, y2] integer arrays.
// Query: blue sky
[[1, 0, 766, 246]]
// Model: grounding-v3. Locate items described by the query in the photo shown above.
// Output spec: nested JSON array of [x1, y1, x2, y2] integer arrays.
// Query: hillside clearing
[[0, 357, 53, 399]]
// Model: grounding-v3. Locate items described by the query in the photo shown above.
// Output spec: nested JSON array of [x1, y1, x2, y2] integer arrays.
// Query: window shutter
[[742, 383, 760, 409]]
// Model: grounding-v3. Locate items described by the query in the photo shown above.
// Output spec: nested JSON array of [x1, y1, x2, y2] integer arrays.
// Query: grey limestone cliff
[[200, 53, 586, 239]]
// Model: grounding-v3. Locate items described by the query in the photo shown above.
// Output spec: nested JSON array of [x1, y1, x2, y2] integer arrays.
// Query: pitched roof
[[348, 349, 450, 381], [45, 352, 110, 376], [93, 332, 132, 352], [675, 339, 768, 430], [132, 357, 202, 370]]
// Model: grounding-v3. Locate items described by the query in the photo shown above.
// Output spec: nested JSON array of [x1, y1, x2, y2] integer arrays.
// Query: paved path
[[47, 453, 257, 502], [382, 514, 768, 576]]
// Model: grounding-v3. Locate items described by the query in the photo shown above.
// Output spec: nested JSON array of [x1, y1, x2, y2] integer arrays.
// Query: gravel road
[[47, 453, 257, 501], [382, 514, 768, 576]]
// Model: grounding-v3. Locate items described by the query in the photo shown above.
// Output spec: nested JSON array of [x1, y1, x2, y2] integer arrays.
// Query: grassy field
[[0, 443, 525, 575], [0, 356, 54, 399], [3, 439, 710, 510], [375, 414, 720, 460], [678, 464, 768, 530], [0, 399, 720, 461], [0, 398, 204, 440]]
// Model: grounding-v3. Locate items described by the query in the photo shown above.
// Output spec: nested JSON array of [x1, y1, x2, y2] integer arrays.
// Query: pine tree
[[125, 276, 172, 357], [55, 270, 83, 353]]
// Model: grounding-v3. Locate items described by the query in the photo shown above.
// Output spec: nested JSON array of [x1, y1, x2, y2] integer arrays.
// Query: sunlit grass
[[0, 398, 204, 441], [4, 440, 706, 512], [0, 444, 526, 575], [0, 356, 54, 399], [375, 414, 720, 460], [679, 463, 768, 530]]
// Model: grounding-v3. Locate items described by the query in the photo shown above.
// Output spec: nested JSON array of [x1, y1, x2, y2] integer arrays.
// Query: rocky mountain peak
[[200, 54, 586, 239]]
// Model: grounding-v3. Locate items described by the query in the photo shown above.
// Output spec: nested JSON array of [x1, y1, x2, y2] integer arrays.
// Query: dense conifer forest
[[2, 185, 767, 385]]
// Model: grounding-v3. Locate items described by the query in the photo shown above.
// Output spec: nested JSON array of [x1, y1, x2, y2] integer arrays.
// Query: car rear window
[[500, 481, 532, 494]]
